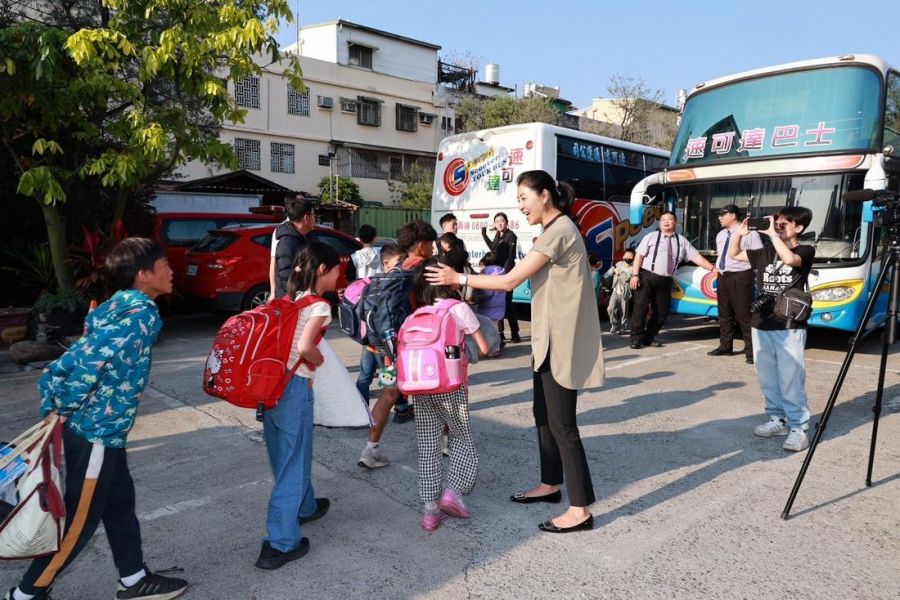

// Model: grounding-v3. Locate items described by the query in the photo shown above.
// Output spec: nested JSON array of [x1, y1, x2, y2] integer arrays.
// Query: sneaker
[[254, 539, 310, 570], [116, 567, 187, 599], [358, 445, 390, 469], [5, 589, 52, 600], [753, 417, 788, 437], [783, 428, 809, 452], [298, 497, 330, 525], [441, 435, 450, 457], [437, 488, 471, 519], [609, 326, 619, 334], [392, 407, 414, 424], [422, 509, 448, 531]]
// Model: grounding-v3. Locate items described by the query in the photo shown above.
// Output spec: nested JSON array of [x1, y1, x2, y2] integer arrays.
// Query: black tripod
[[782, 224, 900, 519]]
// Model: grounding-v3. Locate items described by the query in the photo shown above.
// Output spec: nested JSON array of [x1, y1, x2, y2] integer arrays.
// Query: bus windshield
[[668, 172, 868, 265], [672, 66, 883, 167]]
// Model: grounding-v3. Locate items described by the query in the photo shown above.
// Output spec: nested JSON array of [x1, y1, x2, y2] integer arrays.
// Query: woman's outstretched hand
[[425, 263, 457, 286]]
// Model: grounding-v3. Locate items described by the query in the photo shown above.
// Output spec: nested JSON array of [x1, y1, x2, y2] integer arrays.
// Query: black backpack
[[360, 269, 415, 348]]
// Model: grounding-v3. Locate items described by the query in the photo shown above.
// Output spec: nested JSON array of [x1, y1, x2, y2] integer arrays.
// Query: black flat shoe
[[538, 515, 594, 533], [510, 490, 562, 504], [707, 347, 733, 356], [299, 498, 330, 525], [746, 355, 754, 364]]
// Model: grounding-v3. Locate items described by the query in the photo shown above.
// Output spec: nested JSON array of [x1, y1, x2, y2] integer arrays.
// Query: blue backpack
[[360, 268, 415, 349]]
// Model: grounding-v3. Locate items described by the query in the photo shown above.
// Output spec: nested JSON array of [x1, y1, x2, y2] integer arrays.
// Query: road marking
[[606, 344, 708, 372], [139, 497, 212, 522]]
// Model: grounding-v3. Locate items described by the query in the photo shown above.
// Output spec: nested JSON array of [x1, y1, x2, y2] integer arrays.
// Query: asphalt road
[[1, 313, 898, 600]]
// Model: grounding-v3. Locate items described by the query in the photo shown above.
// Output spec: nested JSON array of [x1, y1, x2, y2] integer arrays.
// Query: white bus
[[432, 123, 669, 302], [630, 54, 900, 332]]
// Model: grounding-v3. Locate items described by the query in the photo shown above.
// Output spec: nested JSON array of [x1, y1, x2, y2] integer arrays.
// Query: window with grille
[[287, 86, 309, 116], [358, 97, 381, 127], [441, 116, 454, 131], [318, 155, 331, 166], [349, 148, 435, 180], [271, 142, 294, 173], [395, 104, 418, 132], [235, 76, 260, 109], [234, 138, 260, 171], [348, 44, 373, 69]]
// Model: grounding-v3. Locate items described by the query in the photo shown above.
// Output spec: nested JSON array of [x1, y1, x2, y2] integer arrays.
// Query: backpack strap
[[287, 294, 329, 376]]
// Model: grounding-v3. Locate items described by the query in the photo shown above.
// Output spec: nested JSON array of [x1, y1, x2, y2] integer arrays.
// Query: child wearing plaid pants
[[410, 257, 491, 531]]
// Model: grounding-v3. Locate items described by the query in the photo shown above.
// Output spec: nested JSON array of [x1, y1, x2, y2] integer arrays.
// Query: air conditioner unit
[[419, 113, 434, 125], [317, 96, 334, 109]]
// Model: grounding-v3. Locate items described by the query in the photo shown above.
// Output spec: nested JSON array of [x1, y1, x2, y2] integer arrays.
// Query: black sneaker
[[255, 538, 310, 570], [392, 407, 414, 424], [116, 567, 187, 600], [299, 498, 330, 525], [511, 334, 522, 343]]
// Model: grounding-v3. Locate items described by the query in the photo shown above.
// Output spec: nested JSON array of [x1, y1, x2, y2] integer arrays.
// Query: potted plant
[[32, 290, 88, 334]]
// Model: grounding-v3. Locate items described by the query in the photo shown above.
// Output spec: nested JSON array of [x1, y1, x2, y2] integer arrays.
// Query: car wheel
[[242, 285, 269, 311]]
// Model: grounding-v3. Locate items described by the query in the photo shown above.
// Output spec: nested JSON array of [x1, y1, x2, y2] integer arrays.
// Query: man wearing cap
[[709, 205, 760, 364]]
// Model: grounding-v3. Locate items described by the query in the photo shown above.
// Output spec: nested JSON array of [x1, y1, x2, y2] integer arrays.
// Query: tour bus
[[432, 123, 669, 302], [629, 54, 900, 332]]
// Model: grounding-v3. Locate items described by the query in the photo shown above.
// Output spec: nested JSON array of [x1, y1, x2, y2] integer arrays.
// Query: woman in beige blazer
[[427, 170, 604, 534]]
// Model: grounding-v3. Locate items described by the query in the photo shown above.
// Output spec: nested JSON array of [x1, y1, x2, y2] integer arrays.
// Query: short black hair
[[358, 224, 377, 243], [778, 206, 813, 229], [105, 238, 166, 292], [379, 243, 406, 266], [439, 213, 458, 227], [660, 210, 676, 219], [287, 199, 316, 222], [587, 252, 601, 267], [397, 219, 437, 251], [481, 252, 496, 267]]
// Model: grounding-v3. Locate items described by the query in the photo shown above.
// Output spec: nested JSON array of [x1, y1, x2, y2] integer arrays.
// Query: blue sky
[[278, 1, 899, 108]]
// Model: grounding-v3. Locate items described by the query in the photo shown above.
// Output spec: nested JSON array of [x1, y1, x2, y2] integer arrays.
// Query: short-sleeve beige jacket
[[530, 215, 605, 390]]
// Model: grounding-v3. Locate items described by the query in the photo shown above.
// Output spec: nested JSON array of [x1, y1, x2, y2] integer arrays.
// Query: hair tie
[[294, 266, 301, 272]]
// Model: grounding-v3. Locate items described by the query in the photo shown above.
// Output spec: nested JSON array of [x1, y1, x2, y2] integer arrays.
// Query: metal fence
[[356, 206, 430, 239]]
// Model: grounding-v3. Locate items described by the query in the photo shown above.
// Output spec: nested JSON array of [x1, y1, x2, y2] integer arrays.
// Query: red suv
[[182, 225, 361, 311], [153, 208, 284, 293]]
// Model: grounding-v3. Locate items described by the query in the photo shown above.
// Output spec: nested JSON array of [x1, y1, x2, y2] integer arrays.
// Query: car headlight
[[812, 286, 856, 302]]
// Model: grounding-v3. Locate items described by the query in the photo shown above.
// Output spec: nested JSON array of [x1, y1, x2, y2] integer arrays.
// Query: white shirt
[[288, 291, 332, 379]]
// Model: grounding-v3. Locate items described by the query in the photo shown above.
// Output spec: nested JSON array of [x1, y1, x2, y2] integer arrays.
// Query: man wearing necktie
[[709, 205, 759, 364], [629, 211, 717, 349]]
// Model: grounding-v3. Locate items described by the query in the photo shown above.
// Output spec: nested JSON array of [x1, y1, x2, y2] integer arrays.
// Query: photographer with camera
[[728, 207, 815, 452]]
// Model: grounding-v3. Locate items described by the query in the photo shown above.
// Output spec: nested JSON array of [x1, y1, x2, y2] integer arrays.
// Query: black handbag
[[774, 275, 812, 324]]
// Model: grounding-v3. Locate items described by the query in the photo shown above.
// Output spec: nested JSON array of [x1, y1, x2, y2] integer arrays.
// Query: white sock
[[120, 568, 147, 587], [366, 441, 380, 450], [424, 501, 439, 512], [13, 588, 36, 600]]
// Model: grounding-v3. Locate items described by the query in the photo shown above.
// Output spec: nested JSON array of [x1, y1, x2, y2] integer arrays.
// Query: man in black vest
[[269, 198, 316, 299]]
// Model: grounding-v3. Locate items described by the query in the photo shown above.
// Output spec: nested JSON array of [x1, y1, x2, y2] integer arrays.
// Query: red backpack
[[202, 295, 327, 420]]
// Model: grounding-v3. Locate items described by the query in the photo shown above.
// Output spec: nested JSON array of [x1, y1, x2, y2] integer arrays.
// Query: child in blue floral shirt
[[6, 238, 188, 600]]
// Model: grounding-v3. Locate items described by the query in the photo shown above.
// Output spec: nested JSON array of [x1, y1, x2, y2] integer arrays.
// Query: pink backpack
[[396, 299, 467, 395]]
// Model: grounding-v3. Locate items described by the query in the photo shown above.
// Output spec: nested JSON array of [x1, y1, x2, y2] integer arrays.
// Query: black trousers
[[630, 271, 673, 343], [20, 429, 144, 594], [498, 291, 519, 338], [716, 270, 754, 356], [533, 357, 595, 507]]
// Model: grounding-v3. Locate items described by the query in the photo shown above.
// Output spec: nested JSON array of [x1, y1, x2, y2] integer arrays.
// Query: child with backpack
[[255, 242, 337, 571], [354, 244, 406, 404], [6, 238, 188, 600], [399, 256, 491, 531], [477, 253, 506, 331]]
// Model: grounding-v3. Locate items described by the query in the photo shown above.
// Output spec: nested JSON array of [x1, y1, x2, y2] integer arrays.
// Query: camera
[[747, 217, 771, 231], [749, 292, 776, 314]]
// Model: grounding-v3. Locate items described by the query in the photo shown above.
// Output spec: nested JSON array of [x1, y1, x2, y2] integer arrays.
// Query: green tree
[[398, 163, 434, 210], [318, 176, 363, 206], [455, 95, 560, 133], [0, 0, 303, 292]]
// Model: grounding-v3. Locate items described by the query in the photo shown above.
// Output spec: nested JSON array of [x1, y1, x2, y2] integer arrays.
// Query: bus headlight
[[812, 285, 857, 303]]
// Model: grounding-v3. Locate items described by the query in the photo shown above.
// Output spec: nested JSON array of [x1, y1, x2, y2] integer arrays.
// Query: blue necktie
[[719, 231, 732, 270]]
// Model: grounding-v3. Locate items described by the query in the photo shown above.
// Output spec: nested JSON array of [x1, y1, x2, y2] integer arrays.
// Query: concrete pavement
[[1, 313, 898, 599]]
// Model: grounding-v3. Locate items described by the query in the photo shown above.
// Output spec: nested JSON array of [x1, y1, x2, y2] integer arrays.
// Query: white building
[[177, 20, 453, 206]]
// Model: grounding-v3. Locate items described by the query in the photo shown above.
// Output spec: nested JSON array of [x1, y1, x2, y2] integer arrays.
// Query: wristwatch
[[459, 274, 468, 286]]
